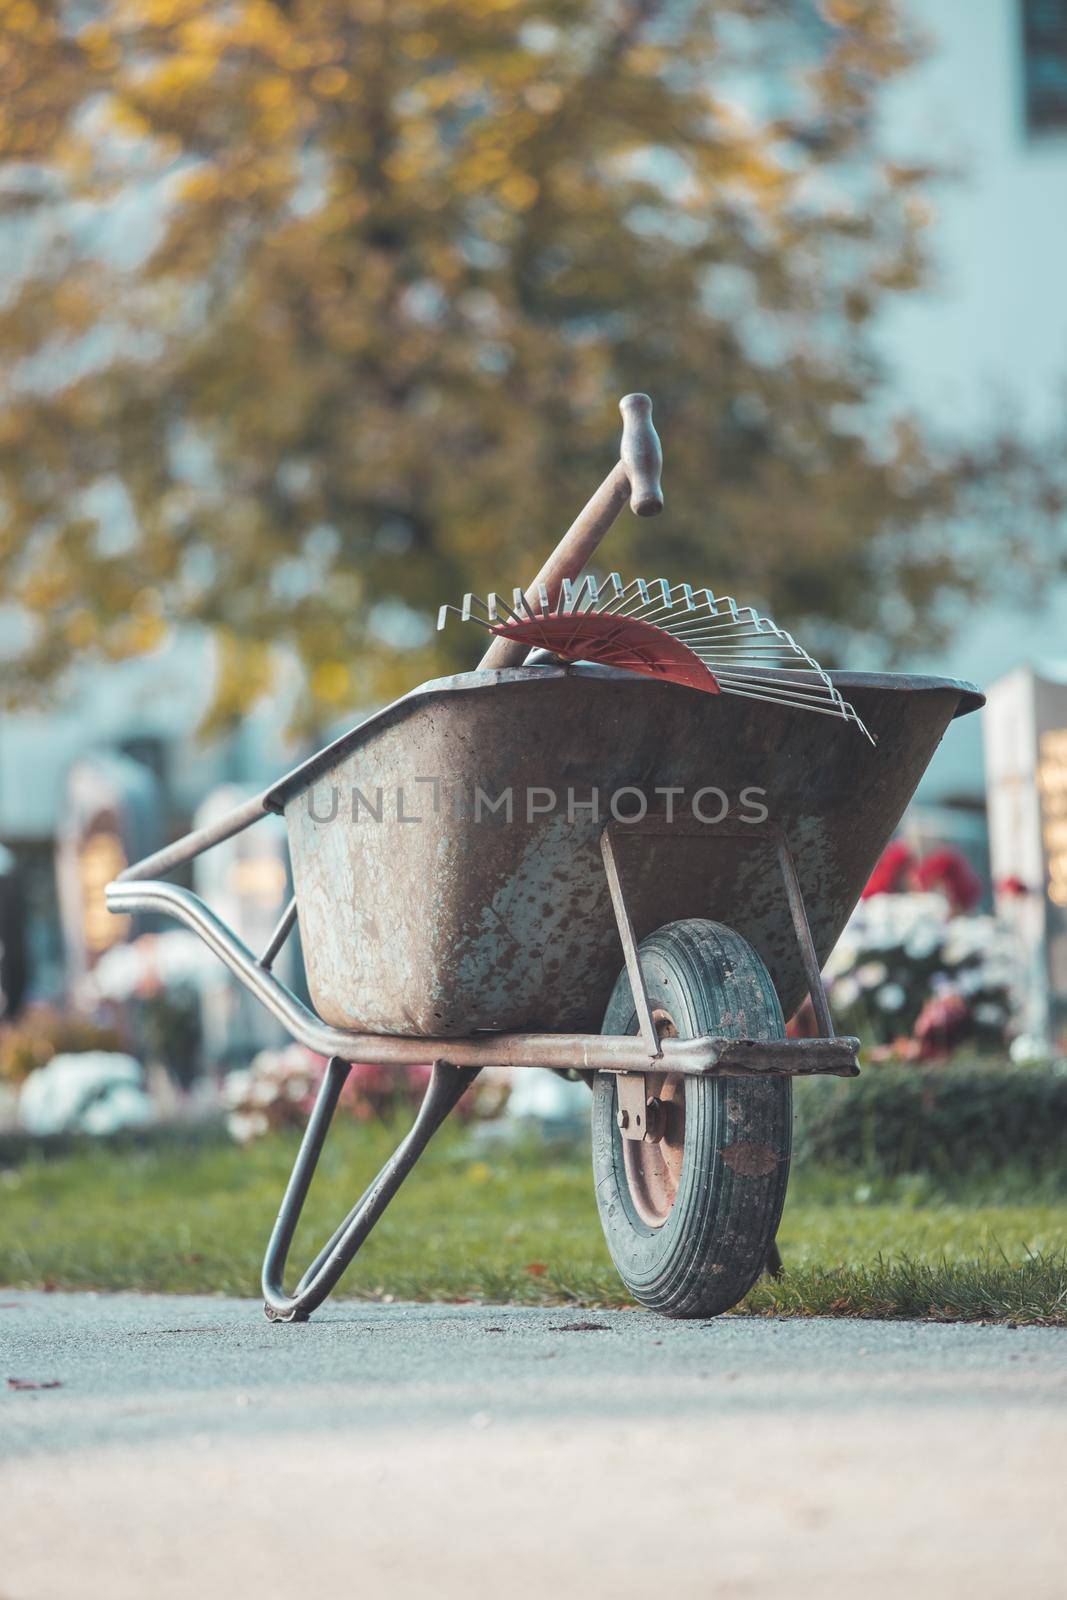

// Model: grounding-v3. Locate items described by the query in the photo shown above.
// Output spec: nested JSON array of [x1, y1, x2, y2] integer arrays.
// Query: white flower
[[250, 1074, 283, 1106], [154, 932, 216, 988], [904, 922, 943, 962], [824, 939, 858, 980], [942, 915, 999, 967], [875, 982, 907, 1012], [226, 1110, 269, 1145], [831, 976, 861, 1012], [1010, 1034, 1049, 1067], [221, 1069, 252, 1108], [89, 942, 146, 1002]]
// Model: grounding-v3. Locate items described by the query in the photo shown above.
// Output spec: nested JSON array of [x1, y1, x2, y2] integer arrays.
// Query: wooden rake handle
[[478, 393, 663, 670]]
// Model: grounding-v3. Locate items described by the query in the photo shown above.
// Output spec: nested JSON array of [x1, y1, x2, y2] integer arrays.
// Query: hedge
[[794, 1062, 1067, 1177]]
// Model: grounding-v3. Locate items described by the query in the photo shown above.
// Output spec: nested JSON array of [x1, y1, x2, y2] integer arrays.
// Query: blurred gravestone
[[54, 752, 163, 988], [985, 666, 1067, 1046], [193, 785, 296, 1069]]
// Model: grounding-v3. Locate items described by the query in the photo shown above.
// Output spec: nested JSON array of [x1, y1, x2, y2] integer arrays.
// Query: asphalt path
[[2, 1292, 1065, 1598]]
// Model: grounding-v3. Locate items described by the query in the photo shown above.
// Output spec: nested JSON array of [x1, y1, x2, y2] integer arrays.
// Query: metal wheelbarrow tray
[[107, 661, 981, 1323], [269, 662, 983, 1037]]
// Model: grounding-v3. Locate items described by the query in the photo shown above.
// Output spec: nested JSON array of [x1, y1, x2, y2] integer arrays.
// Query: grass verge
[[1, 1120, 1064, 1324]]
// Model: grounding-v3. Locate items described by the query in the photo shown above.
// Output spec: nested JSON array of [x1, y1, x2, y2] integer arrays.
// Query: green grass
[[1, 1121, 1065, 1324]]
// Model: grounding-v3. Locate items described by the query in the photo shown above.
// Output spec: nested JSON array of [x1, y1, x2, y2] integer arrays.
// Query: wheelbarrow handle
[[478, 393, 663, 670], [619, 392, 664, 516]]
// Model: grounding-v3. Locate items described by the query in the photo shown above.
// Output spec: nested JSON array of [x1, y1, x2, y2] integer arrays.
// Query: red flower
[[914, 847, 982, 913], [862, 840, 915, 898]]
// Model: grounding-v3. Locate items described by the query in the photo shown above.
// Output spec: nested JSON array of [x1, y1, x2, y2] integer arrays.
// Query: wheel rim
[[621, 1010, 685, 1228]]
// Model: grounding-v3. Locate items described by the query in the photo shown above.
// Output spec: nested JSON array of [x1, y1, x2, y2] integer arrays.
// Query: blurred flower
[[862, 841, 915, 898], [0, 1004, 124, 1084], [823, 937, 858, 980], [223, 1047, 507, 1143], [831, 976, 862, 1012], [875, 982, 907, 1012], [1010, 1034, 1050, 1068], [913, 989, 970, 1060], [903, 922, 942, 962], [826, 879, 1020, 1064], [941, 915, 1003, 967], [913, 847, 982, 913], [84, 932, 215, 1005]]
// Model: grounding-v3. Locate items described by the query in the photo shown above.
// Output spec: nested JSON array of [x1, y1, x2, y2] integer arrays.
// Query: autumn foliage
[[0, 1, 1063, 728]]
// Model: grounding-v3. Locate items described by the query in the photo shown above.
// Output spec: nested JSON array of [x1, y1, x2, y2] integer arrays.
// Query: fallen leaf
[[523, 1261, 548, 1277]]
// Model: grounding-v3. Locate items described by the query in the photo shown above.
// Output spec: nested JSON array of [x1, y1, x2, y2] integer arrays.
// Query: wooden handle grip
[[478, 393, 664, 669], [618, 393, 663, 517]]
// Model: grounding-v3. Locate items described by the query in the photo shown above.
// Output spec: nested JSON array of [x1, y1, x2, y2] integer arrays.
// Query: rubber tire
[[592, 918, 791, 1318]]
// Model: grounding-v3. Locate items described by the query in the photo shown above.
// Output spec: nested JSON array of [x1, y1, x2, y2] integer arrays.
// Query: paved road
[[2, 1292, 1065, 1599]]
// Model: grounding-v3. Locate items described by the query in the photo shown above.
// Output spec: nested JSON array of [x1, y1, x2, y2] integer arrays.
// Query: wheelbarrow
[[107, 396, 983, 1322]]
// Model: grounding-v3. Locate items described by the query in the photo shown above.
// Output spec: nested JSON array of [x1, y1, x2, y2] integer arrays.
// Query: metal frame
[[261, 1059, 479, 1321], [107, 800, 857, 1320]]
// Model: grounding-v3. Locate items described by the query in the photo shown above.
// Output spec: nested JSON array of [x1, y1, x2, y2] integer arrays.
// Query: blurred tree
[[0, 0, 1063, 728]]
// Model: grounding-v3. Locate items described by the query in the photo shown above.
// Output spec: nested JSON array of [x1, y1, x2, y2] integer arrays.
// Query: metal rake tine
[[530, 583, 551, 617], [712, 670, 842, 700], [596, 576, 652, 616], [462, 590, 503, 625], [666, 596, 767, 635], [713, 676, 874, 742], [489, 591, 529, 626], [644, 580, 699, 617], [632, 578, 679, 623], [716, 678, 853, 714], [594, 572, 627, 611], [616, 576, 671, 621], [439, 599, 495, 635], [692, 588, 741, 623], [559, 574, 600, 615]]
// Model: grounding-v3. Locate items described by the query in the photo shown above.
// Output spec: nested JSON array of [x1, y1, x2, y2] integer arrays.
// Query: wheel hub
[[621, 1010, 685, 1228]]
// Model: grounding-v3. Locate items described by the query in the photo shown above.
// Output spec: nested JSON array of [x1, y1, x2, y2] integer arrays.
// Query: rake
[[438, 573, 874, 742]]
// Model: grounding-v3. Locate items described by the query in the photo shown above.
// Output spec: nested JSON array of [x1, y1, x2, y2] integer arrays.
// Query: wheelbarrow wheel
[[591, 918, 791, 1318]]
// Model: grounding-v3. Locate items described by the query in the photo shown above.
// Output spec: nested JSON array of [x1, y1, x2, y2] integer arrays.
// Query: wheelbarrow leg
[[262, 1058, 479, 1323]]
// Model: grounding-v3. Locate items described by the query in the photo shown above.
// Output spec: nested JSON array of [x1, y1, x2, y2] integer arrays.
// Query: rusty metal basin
[[266, 665, 983, 1037]]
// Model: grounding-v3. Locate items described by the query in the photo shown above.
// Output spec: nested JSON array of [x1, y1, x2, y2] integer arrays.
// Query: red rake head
[[488, 610, 721, 695], [438, 576, 875, 741]]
